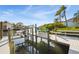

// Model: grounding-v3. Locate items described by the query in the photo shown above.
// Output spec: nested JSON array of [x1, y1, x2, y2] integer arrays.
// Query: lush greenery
[[56, 27, 79, 31], [39, 5, 79, 32], [39, 22, 66, 32], [39, 22, 79, 32]]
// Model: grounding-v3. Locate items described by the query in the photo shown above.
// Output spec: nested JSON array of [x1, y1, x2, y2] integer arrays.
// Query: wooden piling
[[8, 29, 15, 54], [0, 22, 3, 40]]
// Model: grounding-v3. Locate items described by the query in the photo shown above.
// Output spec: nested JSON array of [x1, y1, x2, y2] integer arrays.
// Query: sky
[[0, 5, 79, 26]]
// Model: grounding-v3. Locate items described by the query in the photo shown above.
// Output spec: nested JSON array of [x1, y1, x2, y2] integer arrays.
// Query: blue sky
[[0, 5, 79, 26]]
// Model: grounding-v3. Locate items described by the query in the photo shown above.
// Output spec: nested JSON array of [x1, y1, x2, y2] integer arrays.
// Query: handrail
[[0, 41, 8, 47]]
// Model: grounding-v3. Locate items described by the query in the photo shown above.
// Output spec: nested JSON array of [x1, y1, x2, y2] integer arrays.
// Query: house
[[63, 18, 79, 27], [0, 21, 13, 36]]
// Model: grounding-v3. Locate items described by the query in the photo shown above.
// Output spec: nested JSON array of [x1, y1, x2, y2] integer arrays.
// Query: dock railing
[[7, 24, 70, 54]]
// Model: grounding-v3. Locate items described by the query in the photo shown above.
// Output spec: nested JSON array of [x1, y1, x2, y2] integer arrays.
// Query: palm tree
[[55, 9, 62, 22], [62, 6, 68, 27], [73, 10, 79, 23], [55, 5, 68, 26]]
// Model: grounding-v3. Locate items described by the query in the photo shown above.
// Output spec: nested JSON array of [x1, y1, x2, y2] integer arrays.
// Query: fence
[[7, 24, 70, 54]]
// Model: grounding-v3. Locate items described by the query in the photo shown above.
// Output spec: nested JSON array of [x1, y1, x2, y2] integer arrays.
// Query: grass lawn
[[55, 27, 79, 32]]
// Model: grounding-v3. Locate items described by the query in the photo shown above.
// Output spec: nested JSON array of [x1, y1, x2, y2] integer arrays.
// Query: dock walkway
[[0, 36, 10, 54]]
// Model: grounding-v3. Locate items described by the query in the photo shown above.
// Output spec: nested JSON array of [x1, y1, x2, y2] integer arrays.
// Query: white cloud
[[0, 5, 58, 26], [20, 5, 32, 14], [2, 11, 13, 16], [0, 10, 13, 17], [32, 9, 56, 20], [19, 5, 57, 20], [0, 10, 18, 22]]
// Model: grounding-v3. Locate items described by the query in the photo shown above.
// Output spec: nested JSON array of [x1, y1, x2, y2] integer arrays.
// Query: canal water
[[13, 36, 39, 54], [50, 34, 79, 54], [13, 34, 79, 54]]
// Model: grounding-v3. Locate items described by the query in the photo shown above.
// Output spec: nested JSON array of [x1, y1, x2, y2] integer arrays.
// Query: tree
[[16, 22, 24, 29], [55, 5, 68, 26], [55, 9, 62, 22], [62, 6, 68, 27], [39, 22, 66, 32], [73, 10, 79, 23], [12, 23, 16, 29]]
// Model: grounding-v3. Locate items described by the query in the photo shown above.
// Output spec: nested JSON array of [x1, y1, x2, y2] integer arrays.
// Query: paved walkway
[[0, 36, 10, 54]]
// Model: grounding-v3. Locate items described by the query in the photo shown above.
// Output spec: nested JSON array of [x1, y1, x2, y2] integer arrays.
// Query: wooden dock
[[0, 36, 10, 54]]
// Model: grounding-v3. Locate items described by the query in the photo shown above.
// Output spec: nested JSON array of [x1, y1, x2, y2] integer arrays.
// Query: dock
[[0, 36, 10, 54]]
